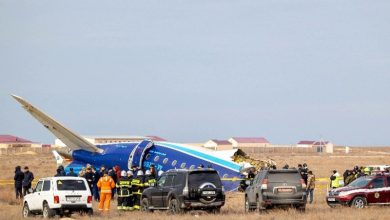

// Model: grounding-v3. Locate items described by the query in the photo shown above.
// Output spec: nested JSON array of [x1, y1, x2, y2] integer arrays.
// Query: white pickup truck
[[22, 176, 93, 218]]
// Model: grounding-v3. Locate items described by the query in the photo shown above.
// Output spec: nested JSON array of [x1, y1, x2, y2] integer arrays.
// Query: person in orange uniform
[[97, 171, 116, 211]]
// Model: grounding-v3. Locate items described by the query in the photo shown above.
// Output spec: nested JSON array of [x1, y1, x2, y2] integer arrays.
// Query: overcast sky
[[1, 1, 390, 146]]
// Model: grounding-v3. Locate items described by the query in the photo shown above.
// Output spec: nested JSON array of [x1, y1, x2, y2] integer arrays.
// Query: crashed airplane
[[12, 95, 274, 191]]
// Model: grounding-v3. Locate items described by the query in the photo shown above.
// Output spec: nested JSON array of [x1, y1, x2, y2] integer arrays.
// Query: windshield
[[56, 179, 87, 191], [348, 177, 372, 188], [188, 172, 222, 188], [268, 173, 301, 183]]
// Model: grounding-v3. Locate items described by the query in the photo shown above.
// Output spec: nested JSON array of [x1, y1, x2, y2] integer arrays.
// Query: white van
[[22, 176, 93, 218]]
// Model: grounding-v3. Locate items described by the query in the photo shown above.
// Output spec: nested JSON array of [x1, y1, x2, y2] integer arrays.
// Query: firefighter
[[131, 170, 144, 210], [116, 170, 132, 211], [143, 170, 156, 189], [97, 171, 116, 211], [127, 170, 134, 210]]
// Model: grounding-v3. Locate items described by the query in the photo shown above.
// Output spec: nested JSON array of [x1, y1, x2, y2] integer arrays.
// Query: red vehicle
[[326, 174, 390, 208]]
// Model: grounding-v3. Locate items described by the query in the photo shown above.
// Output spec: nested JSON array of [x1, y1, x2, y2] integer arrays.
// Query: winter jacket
[[22, 171, 34, 187], [14, 168, 24, 188]]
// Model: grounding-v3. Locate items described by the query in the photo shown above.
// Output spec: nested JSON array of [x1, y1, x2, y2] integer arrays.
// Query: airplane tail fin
[[12, 95, 103, 153], [52, 150, 64, 166]]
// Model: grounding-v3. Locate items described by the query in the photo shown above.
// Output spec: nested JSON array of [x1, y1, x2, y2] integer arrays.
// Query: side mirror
[[368, 184, 373, 189], [150, 182, 156, 187], [28, 188, 34, 194]]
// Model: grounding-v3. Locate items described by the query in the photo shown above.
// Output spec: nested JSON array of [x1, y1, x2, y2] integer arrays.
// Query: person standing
[[97, 171, 116, 212], [330, 170, 341, 189], [22, 166, 34, 196], [92, 167, 100, 201], [14, 166, 24, 199], [131, 170, 144, 210], [84, 167, 95, 194], [116, 171, 132, 211], [306, 170, 316, 204]]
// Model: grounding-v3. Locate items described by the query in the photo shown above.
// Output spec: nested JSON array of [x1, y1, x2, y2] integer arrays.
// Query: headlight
[[338, 191, 349, 197]]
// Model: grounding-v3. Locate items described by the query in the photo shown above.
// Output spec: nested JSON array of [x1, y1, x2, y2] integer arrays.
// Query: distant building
[[203, 139, 232, 151], [297, 140, 316, 148], [296, 140, 334, 153], [55, 135, 167, 147], [228, 137, 270, 149], [0, 134, 42, 148]]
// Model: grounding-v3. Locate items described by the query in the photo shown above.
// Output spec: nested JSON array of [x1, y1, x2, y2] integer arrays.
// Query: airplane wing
[[12, 95, 103, 153]]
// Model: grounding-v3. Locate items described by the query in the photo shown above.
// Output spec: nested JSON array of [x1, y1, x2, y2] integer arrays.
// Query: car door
[[161, 174, 175, 207], [150, 175, 167, 207], [247, 173, 260, 203], [40, 180, 52, 206], [30, 180, 44, 210], [367, 177, 386, 204]]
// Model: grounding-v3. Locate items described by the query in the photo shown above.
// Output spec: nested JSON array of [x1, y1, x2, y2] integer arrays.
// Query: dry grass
[[1, 147, 390, 219]]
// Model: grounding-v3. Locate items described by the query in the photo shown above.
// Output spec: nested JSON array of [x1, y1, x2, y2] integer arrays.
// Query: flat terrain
[[1, 146, 390, 220]]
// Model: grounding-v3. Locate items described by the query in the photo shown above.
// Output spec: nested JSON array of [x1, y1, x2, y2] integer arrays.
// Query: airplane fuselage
[[69, 141, 244, 191]]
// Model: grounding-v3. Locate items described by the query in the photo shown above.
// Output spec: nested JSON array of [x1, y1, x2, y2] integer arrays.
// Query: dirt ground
[[1, 146, 390, 220]]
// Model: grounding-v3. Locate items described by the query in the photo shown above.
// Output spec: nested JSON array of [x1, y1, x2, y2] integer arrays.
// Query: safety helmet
[[127, 170, 133, 176], [121, 170, 127, 177], [158, 170, 164, 176], [145, 170, 151, 176], [137, 170, 144, 176]]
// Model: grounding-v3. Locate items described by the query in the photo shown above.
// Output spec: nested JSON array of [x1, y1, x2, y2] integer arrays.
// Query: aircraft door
[[128, 139, 154, 169]]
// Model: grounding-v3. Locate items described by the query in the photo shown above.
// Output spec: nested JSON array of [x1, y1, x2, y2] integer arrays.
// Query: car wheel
[[256, 196, 266, 212], [22, 203, 32, 218], [141, 198, 153, 213], [351, 197, 367, 209], [42, 203, 56, 218], [168, 198, 182, 215]]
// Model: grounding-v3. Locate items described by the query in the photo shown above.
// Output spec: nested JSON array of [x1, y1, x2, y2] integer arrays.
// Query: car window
[[57, 179, 87, 191], [163, 175, 175, 187], [371, 177, 385, 188], [268, 173, 301, 183], [158, 175, 167, 186], [188, 172, 222, 188], [35, 181, 44, 192], [349, 177, 372, 187], [42, 180, 51, 191]]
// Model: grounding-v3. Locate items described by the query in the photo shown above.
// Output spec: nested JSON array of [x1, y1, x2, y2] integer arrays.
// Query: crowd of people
[[53, 164, 161, 212], [330, 165, 390, 188], [13, 166, 34, 199]]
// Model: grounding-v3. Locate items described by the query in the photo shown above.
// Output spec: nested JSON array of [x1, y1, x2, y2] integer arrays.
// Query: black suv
[[141, 169, 225, 213], [245, 169, 307, 212]]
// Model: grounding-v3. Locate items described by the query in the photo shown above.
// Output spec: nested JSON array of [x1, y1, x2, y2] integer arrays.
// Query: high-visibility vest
[[131, 178, 144, 195], [364, 167, 371, 175], [116, 177, 132, 197], [332, 176, 342, 188]]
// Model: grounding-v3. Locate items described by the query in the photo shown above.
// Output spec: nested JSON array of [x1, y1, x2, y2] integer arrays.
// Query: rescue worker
[[302, 163, 309, 185], [149, 164, 157, 178], [116, 170, 132, 211], [306, 170, 315, 204], [330, 170, 342, 189], [127, 170, 134, 210], [143, 170, 156, 189], [97, 171, 116, 212], [363, 166, 371, 175], [131, 170, 145, 210], [14, 166, 24, 199]]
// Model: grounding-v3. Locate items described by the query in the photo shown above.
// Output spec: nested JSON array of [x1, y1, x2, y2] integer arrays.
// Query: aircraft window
[[154, 156, 160, 162], [145, 154, 151, 160], [189, 165, 195, 170], [172, 160, 177, 167], [222, 174, 228, 179], [163, 158, 169, 164], [180, 163, 186, 169]]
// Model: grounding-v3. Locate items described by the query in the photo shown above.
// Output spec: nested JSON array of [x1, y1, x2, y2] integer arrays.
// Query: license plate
[[277, 188, 293, 193], [66, 197, 80, 202], [202, 191, 216, 195], [327, 197, 336, 202]]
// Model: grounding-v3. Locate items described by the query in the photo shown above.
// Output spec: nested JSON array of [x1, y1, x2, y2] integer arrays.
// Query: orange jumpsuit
[[97, 175, 116, 211]]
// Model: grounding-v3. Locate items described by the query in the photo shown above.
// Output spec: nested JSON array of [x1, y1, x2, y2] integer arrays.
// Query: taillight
[[87, 196, 92, 203], [301, 179, 306, 189], [54, 196, 59, 204], [261, 179, 268, 189]]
